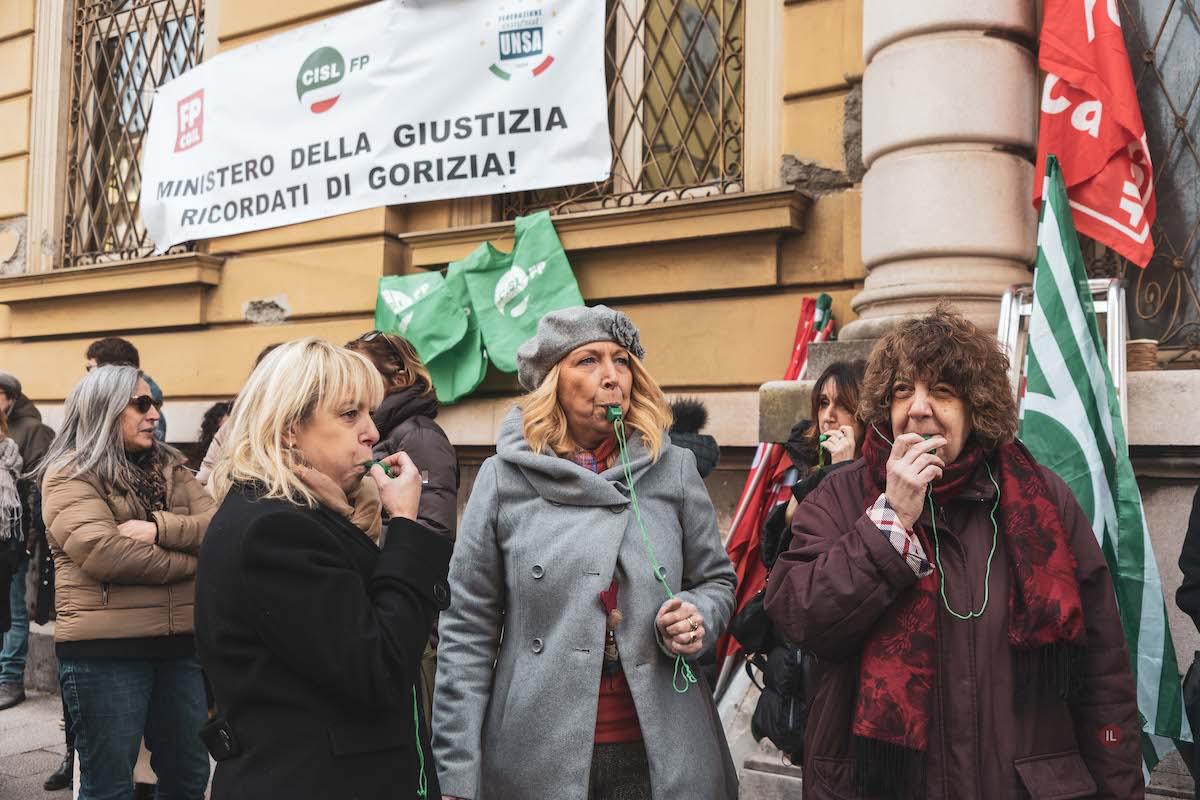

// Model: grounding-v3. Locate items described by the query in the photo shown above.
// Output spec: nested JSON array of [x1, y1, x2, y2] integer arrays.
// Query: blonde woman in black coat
[[195, 338, 451, 800]]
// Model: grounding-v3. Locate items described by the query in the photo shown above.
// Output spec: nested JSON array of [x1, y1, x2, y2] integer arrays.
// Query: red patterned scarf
[[852, 426, 1086, 791], [567, 436, 618, 474]]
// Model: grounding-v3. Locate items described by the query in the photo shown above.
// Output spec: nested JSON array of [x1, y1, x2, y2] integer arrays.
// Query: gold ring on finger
[[688, 617, 699, 632]]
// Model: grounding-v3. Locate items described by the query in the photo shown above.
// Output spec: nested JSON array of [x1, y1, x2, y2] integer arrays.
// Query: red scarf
[[852, 426, 1086, 790]]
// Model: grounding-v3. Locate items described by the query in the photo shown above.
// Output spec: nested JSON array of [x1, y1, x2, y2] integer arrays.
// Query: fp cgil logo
[[296, 47, 369, 114], [174, 89, 204, 152]]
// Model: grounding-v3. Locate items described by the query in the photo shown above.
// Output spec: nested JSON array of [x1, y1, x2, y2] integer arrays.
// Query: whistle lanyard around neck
[[927, 461, 1001, 621], [608, 407, 698, 694]]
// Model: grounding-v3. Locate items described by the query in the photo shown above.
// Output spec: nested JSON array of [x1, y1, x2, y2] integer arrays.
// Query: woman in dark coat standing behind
[[347, 331, 459, 539], [195, 338, 451, 800]]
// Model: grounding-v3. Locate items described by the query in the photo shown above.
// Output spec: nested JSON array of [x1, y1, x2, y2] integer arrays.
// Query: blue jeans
[[60, 656, 210, 800], [0, 557, 28, 685]]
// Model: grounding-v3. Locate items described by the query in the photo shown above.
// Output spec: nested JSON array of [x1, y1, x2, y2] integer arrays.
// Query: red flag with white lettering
[[1034, 0, 1155, 266]]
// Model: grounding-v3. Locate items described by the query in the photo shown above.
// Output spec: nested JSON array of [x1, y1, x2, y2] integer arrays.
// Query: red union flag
[[1034, 0, 1155, 266]]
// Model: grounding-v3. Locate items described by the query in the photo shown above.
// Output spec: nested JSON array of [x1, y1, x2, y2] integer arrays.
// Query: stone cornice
[[396, 189, 811, 268], [0, 253, 224, 304]]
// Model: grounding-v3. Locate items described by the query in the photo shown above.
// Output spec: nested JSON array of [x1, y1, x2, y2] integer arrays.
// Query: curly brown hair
[[858, 306, 1017, 451]]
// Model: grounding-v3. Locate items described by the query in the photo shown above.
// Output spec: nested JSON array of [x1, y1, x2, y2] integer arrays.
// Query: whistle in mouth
[[606, 405, 623, 422], [361, 460, 395, 478]]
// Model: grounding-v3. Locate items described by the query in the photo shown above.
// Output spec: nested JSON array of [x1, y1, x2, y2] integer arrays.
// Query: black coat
[[1177, 485, 1200, 630], [195, 484, 452, 800], [371, 384, 459, 540]]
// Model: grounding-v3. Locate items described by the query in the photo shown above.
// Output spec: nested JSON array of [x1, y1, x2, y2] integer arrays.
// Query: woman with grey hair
[[34, 365, 213, 800], [433, 305, 738, 800]]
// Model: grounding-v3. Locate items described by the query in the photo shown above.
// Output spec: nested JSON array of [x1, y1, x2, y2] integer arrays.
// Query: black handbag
[[729, 588, 775, 654], [747, 643, 810, 763]]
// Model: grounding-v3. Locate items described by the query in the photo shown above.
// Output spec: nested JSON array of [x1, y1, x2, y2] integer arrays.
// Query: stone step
[[741, 742, 803, 799]]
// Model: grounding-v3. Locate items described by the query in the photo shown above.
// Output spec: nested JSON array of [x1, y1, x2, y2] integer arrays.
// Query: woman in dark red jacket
[[765, 308, 1141, 800]]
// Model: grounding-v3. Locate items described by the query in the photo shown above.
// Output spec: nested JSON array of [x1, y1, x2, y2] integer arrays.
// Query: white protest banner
[[140, 0, 609, 251]]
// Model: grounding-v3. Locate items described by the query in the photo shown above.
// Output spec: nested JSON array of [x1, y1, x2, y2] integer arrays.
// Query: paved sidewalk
[[0, 690, 68, 800]]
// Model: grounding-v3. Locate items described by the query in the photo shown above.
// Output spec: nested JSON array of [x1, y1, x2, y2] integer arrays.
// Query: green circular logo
[[296, 47, 345, 113]]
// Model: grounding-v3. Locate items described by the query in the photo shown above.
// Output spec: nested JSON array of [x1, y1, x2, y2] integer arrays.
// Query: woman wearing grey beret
[[433, 305, 738, 800]]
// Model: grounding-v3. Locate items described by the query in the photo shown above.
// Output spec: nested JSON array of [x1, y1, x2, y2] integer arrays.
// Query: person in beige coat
[[35, 365, 214, 800]]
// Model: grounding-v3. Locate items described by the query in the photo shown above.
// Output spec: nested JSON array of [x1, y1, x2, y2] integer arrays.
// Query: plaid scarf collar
[[567, 436, 619, 475]]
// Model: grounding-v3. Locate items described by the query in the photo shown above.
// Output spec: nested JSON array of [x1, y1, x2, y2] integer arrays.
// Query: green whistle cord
[[413, 686, 427, 798], [609, 407, 697, 694], [928, 461, 1001, 621]]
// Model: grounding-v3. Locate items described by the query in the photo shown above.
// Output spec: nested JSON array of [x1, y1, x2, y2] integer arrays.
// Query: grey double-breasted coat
[[433, 408, 738, 799]]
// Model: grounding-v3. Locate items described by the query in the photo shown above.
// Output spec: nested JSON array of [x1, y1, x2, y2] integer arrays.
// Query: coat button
[[433, 582, 450, 610], [531, 564, 544, 579], [609, 505, 625, 514], [531, 638, 544, 653]]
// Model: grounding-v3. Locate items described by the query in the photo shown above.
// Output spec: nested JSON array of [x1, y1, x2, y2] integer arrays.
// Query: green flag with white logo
[[1021, 155, 1190, 778], [375, 271, 485, 405], [455, 210, 584, 373]]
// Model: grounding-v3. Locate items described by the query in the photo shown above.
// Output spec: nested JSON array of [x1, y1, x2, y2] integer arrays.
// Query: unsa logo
[[296, 47, 346, 114], [489, 10, 554, 81]]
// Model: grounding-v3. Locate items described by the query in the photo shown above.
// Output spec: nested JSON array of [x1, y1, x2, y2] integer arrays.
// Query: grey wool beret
[[516, 305, 646, 391]]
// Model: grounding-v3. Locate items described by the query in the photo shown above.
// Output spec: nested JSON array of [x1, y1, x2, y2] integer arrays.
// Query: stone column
[[841, 0, 1039, 340]]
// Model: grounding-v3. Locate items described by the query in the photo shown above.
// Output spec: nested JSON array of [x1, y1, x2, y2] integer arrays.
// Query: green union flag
[[1021, 155, 1190, 777]]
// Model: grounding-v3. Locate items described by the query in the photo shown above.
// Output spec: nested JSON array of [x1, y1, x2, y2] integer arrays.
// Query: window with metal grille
[[62, 0, 204, 268], [501, 0, 744, 219], [1086, 1, 1200, 366]]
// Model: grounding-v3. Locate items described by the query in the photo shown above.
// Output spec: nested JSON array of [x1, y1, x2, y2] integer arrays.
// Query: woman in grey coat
[[433, 306, 738, 800]]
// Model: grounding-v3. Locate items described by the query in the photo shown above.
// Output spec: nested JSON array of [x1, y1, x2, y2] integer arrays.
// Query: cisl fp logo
[[489, 8, 554, 80], [296, 47, 369, 114], [174, 89, 204, 152], [493, 260, 547, 318]]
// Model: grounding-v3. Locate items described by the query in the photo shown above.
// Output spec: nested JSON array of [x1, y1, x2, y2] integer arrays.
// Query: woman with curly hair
[[764, 307, 1141, 799], [433, 305, 737, 799]]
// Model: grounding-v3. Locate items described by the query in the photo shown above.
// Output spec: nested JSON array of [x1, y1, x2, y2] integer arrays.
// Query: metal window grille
[[62, 0, 204, 268], [501, 0, 744, 219], [1086, 1, 1200, 366]]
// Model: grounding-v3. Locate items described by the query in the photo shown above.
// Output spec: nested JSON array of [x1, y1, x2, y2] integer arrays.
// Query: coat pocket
[[1013, 750, 1097, 799], [327, 719, 409, 757], [809, 756, 887, 800]]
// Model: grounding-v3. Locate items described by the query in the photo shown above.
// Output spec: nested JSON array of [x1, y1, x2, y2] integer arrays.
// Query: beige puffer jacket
[[41, 454, 215, 642]]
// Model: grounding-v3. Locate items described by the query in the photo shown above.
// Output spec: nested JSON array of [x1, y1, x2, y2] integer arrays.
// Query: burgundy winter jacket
[[764, 458, 1142, 799]]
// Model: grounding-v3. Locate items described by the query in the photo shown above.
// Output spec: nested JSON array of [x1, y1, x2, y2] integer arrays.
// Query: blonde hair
[[522, 355, 673, 461], [209, 337, 385, 506]]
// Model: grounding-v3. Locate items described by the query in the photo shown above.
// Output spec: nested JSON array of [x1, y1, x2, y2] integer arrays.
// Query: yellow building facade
[[0, 0, 866, 472]]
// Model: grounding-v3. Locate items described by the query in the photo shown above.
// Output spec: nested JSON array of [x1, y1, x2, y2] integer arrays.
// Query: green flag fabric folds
[[372, 211, 583, 403], [454, 210, 585, 373], [373, 271, 485, 405], [430, 262, 489, 404], [1020, 155, 1190, 778]]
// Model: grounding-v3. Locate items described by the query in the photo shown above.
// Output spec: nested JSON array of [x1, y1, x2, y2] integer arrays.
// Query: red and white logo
[[174, 89, 204, 153]]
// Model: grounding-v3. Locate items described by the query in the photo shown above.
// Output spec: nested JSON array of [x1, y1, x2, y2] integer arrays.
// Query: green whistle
[[361, 460, 395, 478], [923, 433, 938, 456], [818, 433, 830, 443], [606, 405, 623, 422]]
